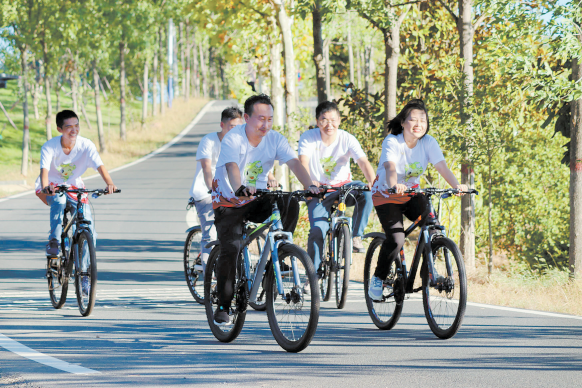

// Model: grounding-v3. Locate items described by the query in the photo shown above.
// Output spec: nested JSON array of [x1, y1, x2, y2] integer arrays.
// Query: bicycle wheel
[[363, 237, 404, 330], [319, 234, 333, 302], [204, 246, 246, 343], [334, 224, 351, 309], [74, 230, 97, 317], [247, 232, 267, 311], [183, 228, 204, 304], [47, 210, 75, 309], [422, 237, 467, 339], [266, 244, 320, 353]]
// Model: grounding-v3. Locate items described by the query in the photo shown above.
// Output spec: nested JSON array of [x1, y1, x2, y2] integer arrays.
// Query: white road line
[[0, 333, 100, 374]]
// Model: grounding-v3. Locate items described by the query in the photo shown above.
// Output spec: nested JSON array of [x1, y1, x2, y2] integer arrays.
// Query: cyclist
[[298, 101, 376, 275], [368, 99, 466, 301], [35, 110, 117, 292], [211, 94, 318, 325]]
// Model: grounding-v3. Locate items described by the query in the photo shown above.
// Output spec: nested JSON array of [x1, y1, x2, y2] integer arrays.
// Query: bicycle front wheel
[[363, 237, 404, 330], [266, 244, 320, 353], [334, 224, 351, 309], [184, 228, 204, 304], [74, 230, 97, 317], [204, 246, 246, 343], [422, 237, 467, 339], [319, 234, 333, 302], [47, 255, 69, 309]]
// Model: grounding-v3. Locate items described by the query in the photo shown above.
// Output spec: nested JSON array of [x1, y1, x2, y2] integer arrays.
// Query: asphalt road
[[1, 100, 581, 387]]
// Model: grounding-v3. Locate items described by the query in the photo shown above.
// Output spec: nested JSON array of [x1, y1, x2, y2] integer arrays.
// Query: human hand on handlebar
[[41, 183, 56, 196], [104, 183, 117, 195], [455, 184, 468, 196], [392, 183, 408, 194]]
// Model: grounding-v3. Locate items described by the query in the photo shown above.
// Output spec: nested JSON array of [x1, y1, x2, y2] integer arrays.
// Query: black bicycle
[[317, 184, 370, 309], [363, 187, 477, 339], [46, 185, 120, 316]]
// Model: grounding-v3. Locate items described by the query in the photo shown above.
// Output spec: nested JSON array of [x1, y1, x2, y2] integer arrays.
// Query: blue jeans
[[306, 181, 373, 270], [47, 193, 96, 271]]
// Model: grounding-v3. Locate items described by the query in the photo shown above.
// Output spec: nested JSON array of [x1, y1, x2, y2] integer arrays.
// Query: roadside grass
[[0, 81, 207, 197]]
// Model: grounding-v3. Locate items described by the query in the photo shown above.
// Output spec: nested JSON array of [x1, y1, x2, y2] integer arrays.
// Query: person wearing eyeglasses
[[298, 101, 376, 276]]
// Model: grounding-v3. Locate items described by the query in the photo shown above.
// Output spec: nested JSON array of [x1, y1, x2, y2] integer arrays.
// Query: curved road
[[1, 100, 581, 387]]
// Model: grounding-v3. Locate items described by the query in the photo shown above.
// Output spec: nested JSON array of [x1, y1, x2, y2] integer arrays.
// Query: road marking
[[466, 301, 582, 320], [0, 333, 100, 374]]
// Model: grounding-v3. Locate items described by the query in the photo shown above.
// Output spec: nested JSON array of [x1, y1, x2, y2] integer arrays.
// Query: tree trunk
[[272, 0, 297, 136], [312, 2, 327, 103], [356, 46, 362, 89], [186, 24, 191, 100], [193, 35, 200, 98], [20, 46, 29, 177], [364, 45, 372, 97], [488, 150, 493, 276], [93, 61, 106, 152], [219, 57, 227, 99], [199, 42, 208, 98], [33, 82, 40, 120], [347, 23, 355, 85], [324, 39, 331, 100], [43, 41, 52, 140], [270, 30, 285, 128], [569, 25, 582, 279], [182, 22, 188, 101], [153, 33, 159, 117], [458, 0, 476, 269], [142, 58, 149, 127], [71, 70, 78, 113], [160, 28, 166, 114], [119, 41, 127, 140]]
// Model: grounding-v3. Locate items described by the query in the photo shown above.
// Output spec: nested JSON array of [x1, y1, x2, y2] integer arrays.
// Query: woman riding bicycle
[[368, 99, 467, 301]]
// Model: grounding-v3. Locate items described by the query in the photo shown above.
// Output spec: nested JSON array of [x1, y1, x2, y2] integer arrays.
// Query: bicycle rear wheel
[[247, 231, 267, 311], [266, 244, 320, 353], [204, 245, 246, 343], [183, 228, 204, 304], [74, 230, 97, 317], [334, 224, 351, 309], [422, 237, 467, 339], [319, 234, 333, 302], [364, 237, 404, 330]]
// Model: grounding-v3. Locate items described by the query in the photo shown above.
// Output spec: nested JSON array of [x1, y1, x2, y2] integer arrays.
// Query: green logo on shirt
[[59, 163, 76, 181], [244, 161, 263, 186], [321, 156, 337, 178], [404, 162, 423, 181]]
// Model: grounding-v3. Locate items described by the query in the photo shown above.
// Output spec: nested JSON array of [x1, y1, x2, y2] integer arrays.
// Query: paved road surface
[[1, 101, 581, 387]]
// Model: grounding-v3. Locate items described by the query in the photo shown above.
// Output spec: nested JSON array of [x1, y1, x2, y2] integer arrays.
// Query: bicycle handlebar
[[53, 185, 121, 196], [385, 187, 479, 196]]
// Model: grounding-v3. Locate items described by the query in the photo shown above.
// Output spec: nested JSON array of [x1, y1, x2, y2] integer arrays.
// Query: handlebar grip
[[114, 189, 121, 193]]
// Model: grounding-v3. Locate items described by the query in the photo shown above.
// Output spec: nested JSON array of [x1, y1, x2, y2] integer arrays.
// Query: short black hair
[[244, 94, 273, 116], [56, 110, 79, 128], [388, 99, 430, 137], [315, 101, 340, 120], [221, 106, 243, 123]]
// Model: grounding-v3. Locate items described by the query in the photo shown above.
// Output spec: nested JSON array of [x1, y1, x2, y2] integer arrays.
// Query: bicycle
[[316, 184, 370, 309], [184, 198, 267, 310], [363, 187, 478, 339], [45, 185, 120, 316], [203, 189, 320, 352]]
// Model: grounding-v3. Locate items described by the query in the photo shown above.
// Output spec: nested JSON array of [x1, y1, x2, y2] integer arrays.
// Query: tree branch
[[393, 0, 424, 6], [474, 12, 490, 30], [436, 0, 458, 23], [240, 0, 270, 18], [397, 4, 412, 25], [358, 10, 385, 34]]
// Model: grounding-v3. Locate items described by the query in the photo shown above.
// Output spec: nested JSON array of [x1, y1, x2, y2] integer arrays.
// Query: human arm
[[433, 161, 468, 192], [97, 165, 117, 194], [200, 159, 213, 192], [267, 170, 278, 188], [40, 168, 55, 195], [356, 156, 376, 189], [225, 161, 255, 196], [298, 154, 320, 187], [286, 158, 319, 194], [384, 161, 407, 194]]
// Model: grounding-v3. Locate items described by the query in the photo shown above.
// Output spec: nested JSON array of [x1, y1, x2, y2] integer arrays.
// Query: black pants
[[214, 195, 299, 308], [374, 195, 433, 280]]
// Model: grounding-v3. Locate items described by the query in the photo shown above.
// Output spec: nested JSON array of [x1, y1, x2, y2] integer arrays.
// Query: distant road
[[1, 100, 582, 387]]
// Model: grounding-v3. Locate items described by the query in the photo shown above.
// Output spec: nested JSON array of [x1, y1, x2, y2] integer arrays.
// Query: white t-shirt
[[189, 132, 220, 201], [298, 128, 366, 186], [212, 124, 296, 208], [35, 135, 103, 202], [372, 133, 445, 206]]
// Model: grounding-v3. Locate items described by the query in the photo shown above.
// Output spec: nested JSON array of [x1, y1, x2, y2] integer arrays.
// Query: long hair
[[387, 99, 430, 137]]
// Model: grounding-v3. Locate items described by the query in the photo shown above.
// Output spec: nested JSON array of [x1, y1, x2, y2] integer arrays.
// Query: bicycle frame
[[60, 195, 93, 271]]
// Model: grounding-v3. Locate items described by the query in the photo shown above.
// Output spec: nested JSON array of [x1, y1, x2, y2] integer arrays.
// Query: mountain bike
[[363, 187, 477, 339], [46, 185, 120, 316], [184, 198, 266, 309], [204, 189, 320, 353], [317, 184, 370, 309]]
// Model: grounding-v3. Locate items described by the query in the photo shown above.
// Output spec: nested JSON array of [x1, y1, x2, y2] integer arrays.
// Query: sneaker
[[46, 238, 60, 257], [81, 277, 90, 296], [368, 275, 384, 301], [352, 236, 365, 253], [213, 306, 230, 326]]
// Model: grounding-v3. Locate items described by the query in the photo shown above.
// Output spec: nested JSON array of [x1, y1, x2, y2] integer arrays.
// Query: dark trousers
[[214, 195, 299, 308], [374, 194, 432, 280]]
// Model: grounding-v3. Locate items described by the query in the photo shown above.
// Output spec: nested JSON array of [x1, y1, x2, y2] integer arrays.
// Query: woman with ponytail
[[368, 99, 467, 301]]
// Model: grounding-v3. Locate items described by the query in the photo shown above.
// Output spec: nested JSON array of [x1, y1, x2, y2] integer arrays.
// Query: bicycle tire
[[265, 243, 320, 353], [183, 228, 204, 304], [47, 209, 75, 309], [74, 230, 97, 317], [204, 245, 246, 343], [334, 224, 351, 309], [248, 232, 267, 311], [319, 234, 333, 302], [422, 237, 467, 339], [363, 237, 404, 330]]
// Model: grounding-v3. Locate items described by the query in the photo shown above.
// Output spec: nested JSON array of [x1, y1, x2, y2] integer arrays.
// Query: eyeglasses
[[318, 119, 339, 126]]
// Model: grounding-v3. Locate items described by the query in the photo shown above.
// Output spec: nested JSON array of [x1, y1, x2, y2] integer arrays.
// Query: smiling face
[[57, 117, 80, 141], [317, 109, 341, 139], [402, 109, 427, 140], [244, 103, 273, 140]]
